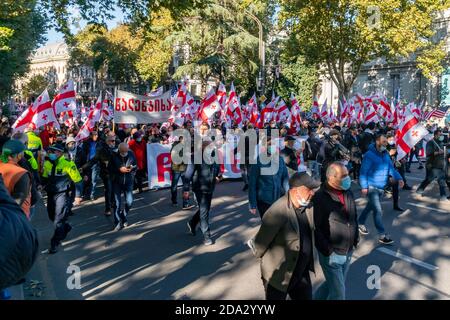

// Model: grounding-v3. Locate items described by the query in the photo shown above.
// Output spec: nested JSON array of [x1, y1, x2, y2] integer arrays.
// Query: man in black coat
[[0, 175, 38, 291], [187, 140, 222, 246], [81, 133, 118, 216], [313, 162, 358, 300], [109, 142, 137, 230]]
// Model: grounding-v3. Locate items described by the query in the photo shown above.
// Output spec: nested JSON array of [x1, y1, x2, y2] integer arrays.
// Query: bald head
[[118, 142, 129, 156], [326, 162, 349, 190]]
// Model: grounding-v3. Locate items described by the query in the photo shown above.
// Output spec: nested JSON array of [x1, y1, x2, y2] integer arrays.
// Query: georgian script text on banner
[[114, 90, 172, 124]]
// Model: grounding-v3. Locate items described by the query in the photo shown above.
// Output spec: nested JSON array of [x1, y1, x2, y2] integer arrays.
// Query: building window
[[191, 84, 198, 96], [391, 74, 400, 98]]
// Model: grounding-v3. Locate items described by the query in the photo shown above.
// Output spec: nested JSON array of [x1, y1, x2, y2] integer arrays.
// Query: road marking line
[[376, 247, 439, 271], [405, 176, 424, 182], [406, 202, 448, 213]]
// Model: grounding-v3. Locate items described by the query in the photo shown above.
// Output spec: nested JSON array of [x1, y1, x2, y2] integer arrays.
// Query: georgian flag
[[259, 96, 278, 128], [396, 108, 429, 161], [31, 89, 60, 130], [311, 95, 320, 116], [52, 79, 76, 115], [364, 103, 379, 124], [275, 99, 290, 122], [320, 99, 328, 121], [289, 93, 302, 130], [199, 88, 221, 123], [225, 83, 243, 127]]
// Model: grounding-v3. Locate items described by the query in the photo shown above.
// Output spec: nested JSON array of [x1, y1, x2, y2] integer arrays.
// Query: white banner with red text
[[114, 89, 172, 124], [146, 143, 242, 189]]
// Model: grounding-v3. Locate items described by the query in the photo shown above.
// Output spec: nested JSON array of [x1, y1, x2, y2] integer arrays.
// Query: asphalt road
[[24, 163, 450, 300]]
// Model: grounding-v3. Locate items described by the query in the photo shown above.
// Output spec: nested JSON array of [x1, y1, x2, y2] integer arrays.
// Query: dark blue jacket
[[248, 155, 289, 209], [360, 143, 402, 190], [109, 150, 137, 186], [0, 175, 38, 290]]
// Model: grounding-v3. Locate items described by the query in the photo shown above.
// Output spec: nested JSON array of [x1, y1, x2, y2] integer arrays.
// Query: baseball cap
[[48, 143, 65, 153]]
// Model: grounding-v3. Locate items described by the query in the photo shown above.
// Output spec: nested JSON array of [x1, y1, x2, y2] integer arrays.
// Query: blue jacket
[[360, 143, 402, 190], [248, 155, 289, 209]]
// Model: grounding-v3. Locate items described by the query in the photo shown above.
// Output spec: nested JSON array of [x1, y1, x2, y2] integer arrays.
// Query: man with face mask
[[42, 143, 83, 253], [0, 140, 32, 218], [248, 172, 319, 300], [359, 134, 404, 245], [313, 162, 358, 300], [318, 129, 349, 183], [109, 142, 137, 230], [80, 133, 118, 216], [416, 129, 448, 200], [249, 136, 289, 218]]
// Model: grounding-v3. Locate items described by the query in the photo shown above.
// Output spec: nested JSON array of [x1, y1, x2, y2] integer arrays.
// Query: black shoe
[[48, 245, 58, 254], [242, 184, 248, 191], [393, 206, 405, 212], [402, 185, 412, 191], [172, 201, 178, 207], [187, 221, 196, 236], [418, 166, 424, 170], [379, 236, 394, 245], [406, 169, 411, 173]]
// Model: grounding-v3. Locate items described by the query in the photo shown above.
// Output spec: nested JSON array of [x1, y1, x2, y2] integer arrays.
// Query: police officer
[[42, 143, 83, 253], [24, 127, 43, 166]]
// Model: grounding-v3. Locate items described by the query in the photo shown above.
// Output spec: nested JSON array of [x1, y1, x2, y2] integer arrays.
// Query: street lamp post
[[245, 10, 265, 94]]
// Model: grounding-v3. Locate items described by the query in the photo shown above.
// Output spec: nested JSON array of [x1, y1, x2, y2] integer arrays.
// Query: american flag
[[423, 106, 449, 120]]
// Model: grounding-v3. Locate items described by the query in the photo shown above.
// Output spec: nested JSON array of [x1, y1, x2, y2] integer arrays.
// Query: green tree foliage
[[41, 0, 208, 43], [168, 0, 275, 96], [21, 74, 55, 100], [69, 24, 142, 90], [134, 8, 175, 89], [0, 0, 46, 99], [279, 0, 450, 99], [275, 55, 319, 110]]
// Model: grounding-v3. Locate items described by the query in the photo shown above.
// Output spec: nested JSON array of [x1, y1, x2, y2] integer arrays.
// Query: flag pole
[[113, 86, 116, 134]]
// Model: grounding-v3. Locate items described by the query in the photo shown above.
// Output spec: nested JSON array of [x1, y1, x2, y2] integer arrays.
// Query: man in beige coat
[[248, 172, 320, 300]]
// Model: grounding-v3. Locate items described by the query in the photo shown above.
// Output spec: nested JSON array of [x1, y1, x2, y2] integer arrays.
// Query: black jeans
[[351, 162, 361, 180], [257, 201, 272, 219], [171, 170, 189, 203], [417, 168, 447, 196], [407, 148, 422, 170], [134, 169, 146, 192], [102, 175, 114, 212], [265, 270, 312, 300], [190, 191, 213, 240], [240, 164, 250, 186], [47, 191, 72, 248]]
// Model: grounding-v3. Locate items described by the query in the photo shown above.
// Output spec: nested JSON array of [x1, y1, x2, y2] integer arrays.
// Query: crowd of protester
[[1, 107, 450, 300]]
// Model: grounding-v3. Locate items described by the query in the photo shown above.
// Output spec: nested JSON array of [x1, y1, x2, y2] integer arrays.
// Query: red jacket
[[39, 129, 50, 149], [128, 139, 147, 170]]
